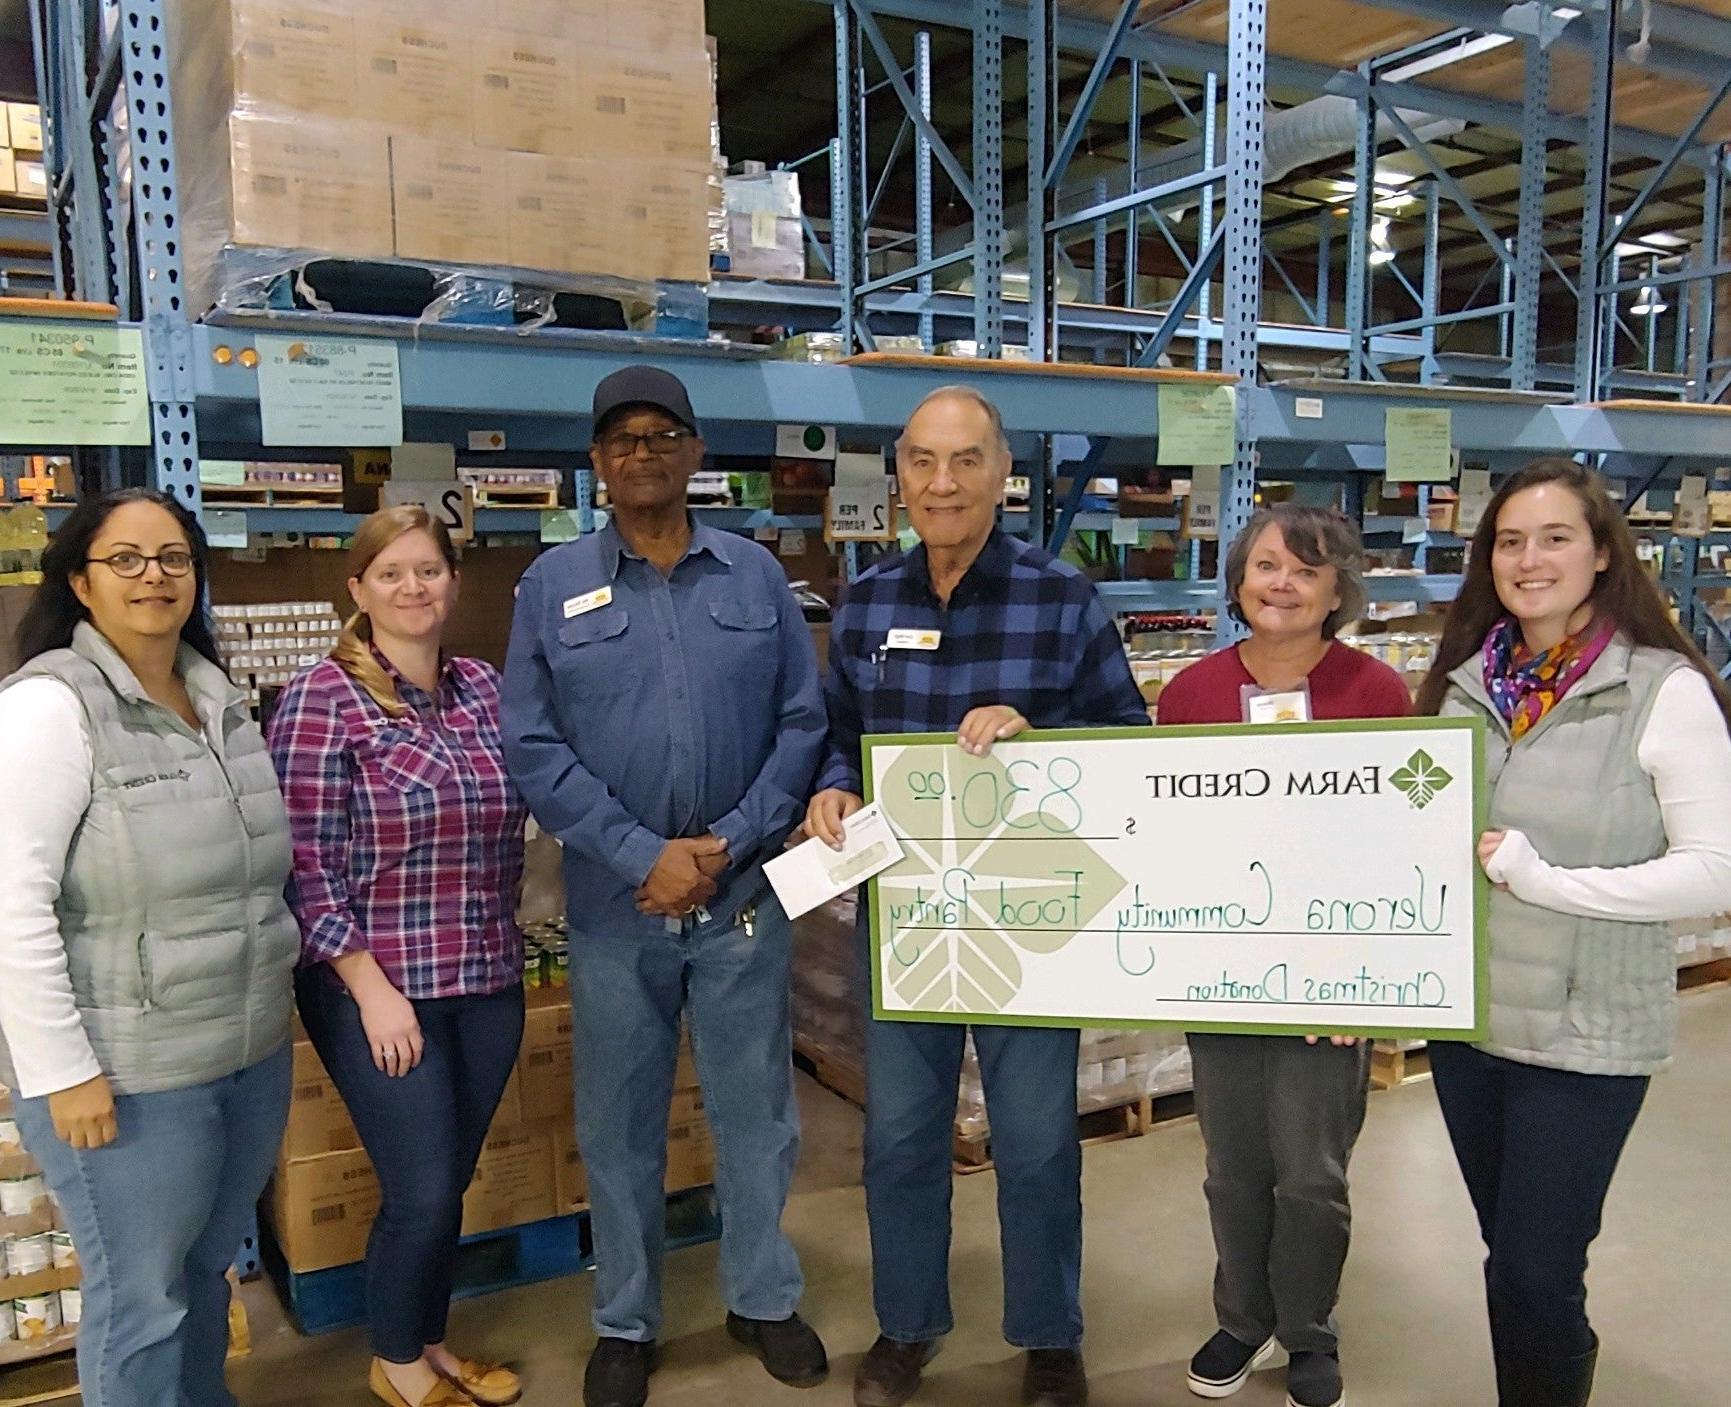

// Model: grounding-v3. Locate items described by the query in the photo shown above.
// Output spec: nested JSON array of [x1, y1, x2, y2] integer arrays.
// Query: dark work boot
[[726, 1311, 830, 1387], [1494, 1336, 1598, 1407], [853, 1335, 940, 1407], [1022, 1348, 1088, 1406], [583, 1338, 658, 1407]]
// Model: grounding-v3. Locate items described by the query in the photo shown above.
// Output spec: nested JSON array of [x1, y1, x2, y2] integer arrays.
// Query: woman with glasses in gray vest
[[0, 489, 299, 1407], [1416, 457, 1731, 1406]]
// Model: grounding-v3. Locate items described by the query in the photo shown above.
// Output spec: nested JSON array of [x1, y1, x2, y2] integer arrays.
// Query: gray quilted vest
[[0, 622, 299, 1095], [1440, 636, 1687, 1076]]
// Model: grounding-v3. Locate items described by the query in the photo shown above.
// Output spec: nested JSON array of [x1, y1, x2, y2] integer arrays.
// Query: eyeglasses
[[85, 550, 196, 579], [597, 429, 694, 460]]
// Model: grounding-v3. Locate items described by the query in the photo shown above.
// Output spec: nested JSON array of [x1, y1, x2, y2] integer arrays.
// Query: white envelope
[[765, 802, 905, 920]]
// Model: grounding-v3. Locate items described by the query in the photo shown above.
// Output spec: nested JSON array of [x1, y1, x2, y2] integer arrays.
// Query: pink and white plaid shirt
[[267, 654, 527, 998]]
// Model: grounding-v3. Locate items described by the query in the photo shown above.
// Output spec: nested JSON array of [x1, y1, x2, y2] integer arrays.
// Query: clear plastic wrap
[[723, 165, 807, 280], [166, 0, 717, 320]]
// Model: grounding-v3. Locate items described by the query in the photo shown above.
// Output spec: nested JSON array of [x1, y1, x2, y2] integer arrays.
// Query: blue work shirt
[[502, 518, 825, 938]]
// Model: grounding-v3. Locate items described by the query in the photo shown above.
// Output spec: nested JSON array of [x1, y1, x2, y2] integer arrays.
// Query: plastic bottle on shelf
[[0, 506, 19, 584], [14, 503, 47, 584]]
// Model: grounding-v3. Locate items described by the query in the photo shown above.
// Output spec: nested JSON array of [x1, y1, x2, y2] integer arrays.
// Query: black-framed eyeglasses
[[85, 550, 197, 579], [597, 428, 694, 460]]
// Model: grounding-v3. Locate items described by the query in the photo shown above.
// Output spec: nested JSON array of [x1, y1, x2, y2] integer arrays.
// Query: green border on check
[[861, 715, 1490, 1043]]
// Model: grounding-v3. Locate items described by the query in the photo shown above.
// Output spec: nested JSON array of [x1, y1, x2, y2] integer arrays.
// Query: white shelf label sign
[[827, 482, 894, 541], [382, 480, 474, 544]]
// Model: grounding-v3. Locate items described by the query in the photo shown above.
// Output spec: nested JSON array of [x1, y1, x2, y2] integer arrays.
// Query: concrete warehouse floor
[[213, 988, 1730, 1407]]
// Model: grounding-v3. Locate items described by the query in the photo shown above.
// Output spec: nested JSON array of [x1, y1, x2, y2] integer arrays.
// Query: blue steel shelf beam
[[1511, 34, 1550, 391], [1215, 0, 1269, 642]]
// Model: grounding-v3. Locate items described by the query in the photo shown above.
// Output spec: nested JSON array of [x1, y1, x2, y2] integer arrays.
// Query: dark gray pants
[[1188, 1033, 1373, 1355]]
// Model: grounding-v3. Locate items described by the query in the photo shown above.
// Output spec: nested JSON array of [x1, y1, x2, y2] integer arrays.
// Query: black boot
[[1494, 1336, 1598, 1407]]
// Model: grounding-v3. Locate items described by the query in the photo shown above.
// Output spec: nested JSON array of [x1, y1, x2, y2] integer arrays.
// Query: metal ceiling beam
[[795, 0, 1708, 167], [1355, 0, 1731, 86]]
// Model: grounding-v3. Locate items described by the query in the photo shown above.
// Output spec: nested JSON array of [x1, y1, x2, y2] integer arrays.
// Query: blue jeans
[[1430, 1041, 1649, 1359], [571, 892, 803, 1341], [13, 1046, 291, 1407], [865, 1016, 1083, 1350], [297, 969, 525, 1364]]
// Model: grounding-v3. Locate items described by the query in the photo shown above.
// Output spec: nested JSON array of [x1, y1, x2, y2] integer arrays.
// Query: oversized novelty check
[[863, 718, 1487, 1039]]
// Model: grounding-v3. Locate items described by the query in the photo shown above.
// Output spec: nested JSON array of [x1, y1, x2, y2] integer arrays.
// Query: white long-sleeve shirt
[[1485, 667, 1731, 920], [0, 678, 102, 1098]]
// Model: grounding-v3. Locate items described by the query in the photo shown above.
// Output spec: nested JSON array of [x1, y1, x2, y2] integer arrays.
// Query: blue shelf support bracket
[[1046, 0, 1140, 196], [1315, 209, 1331, 331], [1027, 0, 1057, 364], [1344, 64, 1375, 383], [1216, 0, 1268, 644], [973, 0, 1006, 355], [1124, 60, 1140, 310], [1574, 0, 1617, 402], [120, 0, 204, 514], [1693, 149, 1726, 401], [575, 468, 594, 537], [914, 29, 935, 351], [1420, 179, 1441, 384], [1196, 70, 1219, 372], [1512, 35, 1550, 392], [831, 1, 864, 353]]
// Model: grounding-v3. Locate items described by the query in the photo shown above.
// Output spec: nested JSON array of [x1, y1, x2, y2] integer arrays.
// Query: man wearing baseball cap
[[503, 365, 829, 1406]]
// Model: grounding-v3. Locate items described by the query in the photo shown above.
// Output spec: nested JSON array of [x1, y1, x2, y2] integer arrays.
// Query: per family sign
[[863, 718, 1487, 1040]]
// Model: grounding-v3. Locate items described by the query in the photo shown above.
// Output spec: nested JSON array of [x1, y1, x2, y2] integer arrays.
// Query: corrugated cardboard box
[[266, 1147, 381, 1272], [551, 1122, 588, 1213], [0, 100, 10, 146], [611, 160, 712, 284], [505, 151, 622, 278], [492, 0, 608, 43], [7, 101, 43, 152], [460, 1126, 557, 1236], [389, 137, 511, 266], [490, 0, 704, 50], [473, 30, 581, 155], [371, 0, 494, 22], [13, 159, 46, 201], [216, 111, 393, 257], [574, 48, 713, 165], [0, 148, 15, 198], [517, 1000, 573, 1119], [355, 16, 473, 143], [228, 0, 356, 119], [281, 1039, 361, 1159]]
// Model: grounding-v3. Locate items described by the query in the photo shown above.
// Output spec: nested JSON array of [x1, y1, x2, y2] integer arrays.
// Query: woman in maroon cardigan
[[1158, 504, 1407, 1407]]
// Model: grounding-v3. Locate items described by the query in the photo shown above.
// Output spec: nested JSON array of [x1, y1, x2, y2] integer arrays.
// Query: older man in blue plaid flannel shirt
[[804, 386, 1149, 1407]]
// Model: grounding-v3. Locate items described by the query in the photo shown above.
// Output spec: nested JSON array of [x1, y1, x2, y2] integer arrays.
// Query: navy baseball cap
[[591, 365, 700, 438]]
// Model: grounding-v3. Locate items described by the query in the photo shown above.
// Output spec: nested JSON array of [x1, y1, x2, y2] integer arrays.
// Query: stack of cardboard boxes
[[264, 987, 715, 1275], [0, 102, 45, 201], [0, 1089, 81, 1362], [167, 0, 717, 315]]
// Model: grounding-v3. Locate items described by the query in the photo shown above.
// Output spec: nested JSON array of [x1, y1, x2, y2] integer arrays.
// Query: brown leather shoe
[[853, 1335, 940, 1407], [367, 1358, 473, 1407], [440, 1358, 521, 1406], [1023, 1348, 1087, 1405]]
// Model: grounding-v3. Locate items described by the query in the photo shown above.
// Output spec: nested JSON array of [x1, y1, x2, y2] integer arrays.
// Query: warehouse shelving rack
[[23, 0, 1731, 651]]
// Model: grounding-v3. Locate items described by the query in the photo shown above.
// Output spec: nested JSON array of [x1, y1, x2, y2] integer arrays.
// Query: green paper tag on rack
[[1156, 383, 1236, 466], [540, 509, 582, 544], [256, 334, 403, 448], [0, 323, 150, 446], [1385, 408, 1454, 482], [200, 459, 247, 487], [204, 510, 249, 549], [1110, 517, 1145, 547]]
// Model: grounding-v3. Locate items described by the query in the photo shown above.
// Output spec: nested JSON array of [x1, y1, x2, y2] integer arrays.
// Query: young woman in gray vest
[[0, 488, 299, 1407], [1416, 457, 1731, 1406]]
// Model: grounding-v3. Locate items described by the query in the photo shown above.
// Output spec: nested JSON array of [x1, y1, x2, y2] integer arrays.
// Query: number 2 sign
[[826, 481, 895, 542], [381, 480, 475, 544]]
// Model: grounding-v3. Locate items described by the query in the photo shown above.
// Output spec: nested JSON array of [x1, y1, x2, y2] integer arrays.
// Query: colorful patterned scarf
[[1481, 615, 1615, 740]]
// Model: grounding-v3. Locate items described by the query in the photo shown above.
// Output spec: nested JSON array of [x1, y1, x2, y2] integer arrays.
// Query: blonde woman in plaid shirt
[[268, 506, 527, 1407]]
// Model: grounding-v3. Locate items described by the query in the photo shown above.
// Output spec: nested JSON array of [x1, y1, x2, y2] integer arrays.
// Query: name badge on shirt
[[563, 586, 613, 619], [886, 628, 942, 651]]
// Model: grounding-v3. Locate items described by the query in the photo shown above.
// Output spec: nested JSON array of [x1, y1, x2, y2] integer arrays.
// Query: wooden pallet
[[1370, 1040, 1431, 1090], [0, 1296, 246, 1404], [0, 1353, 78, 1407], [1679, 956, 1731, 993], [792, 1033, 1194, 1175], [470, 485, 561, 509], [202, 486, 343, 508]]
